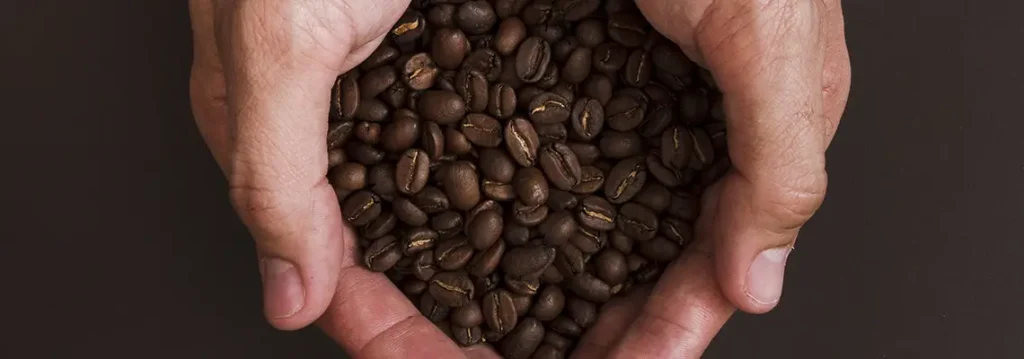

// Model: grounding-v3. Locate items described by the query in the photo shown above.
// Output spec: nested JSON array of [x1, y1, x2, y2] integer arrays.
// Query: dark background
[[2, 1, 1021, 358]]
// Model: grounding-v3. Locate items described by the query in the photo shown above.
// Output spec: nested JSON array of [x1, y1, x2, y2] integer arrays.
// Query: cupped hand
[[188, 0, 850, 358]]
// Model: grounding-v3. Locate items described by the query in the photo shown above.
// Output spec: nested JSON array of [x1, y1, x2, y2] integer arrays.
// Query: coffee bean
[[645, 153, 682, 187], [468, 238, 505, 277], [570, 166, 605, 195], [430, 271, 476, 307], [552, 36, 580, 64], [364, 235, 402, 272], [502, 244, 557, 278], [327, 121, 355, 151], [544, 332, 573, 351], [567, 143, 600, 166], [443, 161, 482, 211], [606, 93, 646, 131], [461, 113, 504, 147], [541, 264, 565, 285], [569, 98, 604, 141], [505, 117, 541, 166], [471, 34, 496, 50], [537, 65, 561, 89], [687, 127, 715, 170], [539, 143, 583, 191], [435, 236, 475, 270], [354, 122, 382, 145], [426, 4, 457, 27], [354, 98, 390, 122], [594, 248, 629, 286], [530, 285, 565, 321], [549, 315, 582, 337], [457, 1, 497, 34], [413, 250, 438, 281], [575, 19, 605, 47], [550, 83, 577, 104], [658, 125, 694, 170], [517, 86, 546, 110], [617, 203, 658, 242], [606, 230, 633, 255], [633, 182, 671, 214], [660, 217, 694, 248], [445, 127, 475, 155], [538, 211, 577, 247], [468, 209, 503, 250], [419, 292, 452, 322], [463, 49, 503, 81], [367, 164, 397, 201], [554, 243, 586, 279], [640, 103, 674, 138], [478, 148, 516, 183], [359, 66, 397, 99], [418, 90, 467, 125], [557, 0, 599, 21], [546, 189, 579, 211], [343, 190, 383, 226], [501, 318, 545, 359], [565, 297, 597, 329], [435, 69, 458, 91], [483, 289, 519, 334], [432, 27, 471, 69], [569, 226, 606, 254], [605, 157, 647, 204], [412, 185, 451, 214], [514, 167, 550, 206], [495, 17, 528, 55], [532, 345, 565, 359], [637, 236, 680, 262], [592, 42, 628, 73], [331, 75, 360, 121], [328, 162, 367, 192], [344, 141, 384, 166], [535, 123, 568, 145], [380, 112, 421, 153], [623, 49, 652, 87], [680, 87, 711, 125], [577, 195, 616, 231], [417, 123, 443, 161], [395, 149, 431, 195], [484, 84, 517, 120], [452, 300, 484, 328], [521, 1, 555, 26], [505, 274, 541, 296], [454, 70, 489, 113], [504, 222, 532, 246], [567, 273, 611, 303], [453, 325, 483, 346], [483, 180, 517, 201], [528, 92, 571, 124], [403, 278, 429, 297], [394, 197, 429, 227], [361, 211, 397, 240], [516, 37, 551, 83], [607, 12, 648, 48], [579, 74, 613, 107]]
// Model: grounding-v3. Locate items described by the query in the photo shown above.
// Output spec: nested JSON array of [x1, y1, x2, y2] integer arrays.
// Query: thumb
[[639, 0, 833, 313]]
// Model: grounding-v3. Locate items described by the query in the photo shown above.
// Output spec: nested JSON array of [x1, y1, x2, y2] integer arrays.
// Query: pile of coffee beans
[[325, 1, 730, 358]]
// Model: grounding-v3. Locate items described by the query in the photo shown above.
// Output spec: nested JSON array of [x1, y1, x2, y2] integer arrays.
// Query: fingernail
[[261, 257, 305, 319], [744, 246, 792, 306]]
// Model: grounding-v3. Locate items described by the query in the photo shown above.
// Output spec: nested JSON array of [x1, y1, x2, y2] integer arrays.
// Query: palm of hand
[[189, 0, 850, 358]]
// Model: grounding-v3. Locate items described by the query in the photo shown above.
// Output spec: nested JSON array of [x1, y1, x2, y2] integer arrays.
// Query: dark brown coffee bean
[[502, 244, 557, 278], [688, 127, 715, 170], [416, 123, 443, 161], [551, 36, 579, 64], [381, 81, 409, 109], [646, 153, 682, 187], [517, 86, 545, 110], [452, 325, 483, 346], [609, 230, 634, 254], [419, 292, 452, 322], [435, 69, 458, 91], [345, 142, 384, 167], [661, 217, 694, 247], [520, 0, 556, 25], [463, 49, 503, 81], [607, 12, 649, 48], [504, 222, 532, 246], [495, 17, 528, 55], [538, 210, 578, 247], [623, 49, 652, 87], [592, 42, 628, 73], [359, 66, 397, 100], [581, 73, 613, 106], [659, 125, 695, 170], [531, 23, 565, 44], [546, 189, 579, 211], [426, 211, 460, 239], [433, 166, 475, 213], [639, 103, 674, 138], [535, 123, 568, 145], [554, 243, 586, 279], [413, 251, 438, 281], [567, 143, 600, 166], [354, 98, 390, 122], [454, 70, 489, 113], [650, 43, 695, 77], [354, 121, 382, 145], [532, 344, 565, 359], [705, 120, 728, 151], [577, 195, 616, 231], [556, 0, 600, 21], [395, 149, 431, 195], [637, 236, 680, 262], [680, 87, 711, 125], [528, 92, 571, 124], [570, 165, 604, 195], [483, 289, 519, 334], [361, 211, 397, 240], [445, 127, 474, 156], [516, 37, 551, 83], [539, 143, 583, 191], [593, 249, 627, 287], [380, 114, 421, 154], [501, 318, 545, 359], [606, 94, 646, 132], [617, 203, 658, 242], [365, 165, 395, 201], [331, 75, 360, 122], [362, 43, 399, 69], [530, 285, 565, 321], [574, 19, 605, 47], [452, 300, 484, 328], [633, 182, 671, 214], [550, 82, 577, 103], [432, 27, 471, 69], [363, 235, 402, 272], [536, 65, 561, 89], [327, 121, 355, 151], [541, 265, 565, 285], [505, 274, 541, 296], [467, 209, 503, 250], [419, 90, 467, 125], [460, 113, 503, 148], [544, 332, 573, 351], [342, 190, 382, 226], [477, 148, 515, 183], [392, 9, 427, 44], [468, 238, 505, 277], [402, 227, 439, 256], [482, 85, 515, 120], [393, 197, 428, 227], [567, 272, 611, 303], [435, 236, 475, 270], [505, 117, 541, 167], [430, 271, 476, 307], [470, 33, 496, 50], [605, 157, 647, 204], [569, 97, 604, 140], [403, 279, 429, 297], [328, 162, 366, 191], [565, 297, 597, 329], [549, 315, 582, 337], [411, 186, 450, 214], [513, 167, 549, 207], [483, 180, 517, 201], [457, 1, 498, 34], [426, 4, 458, 27], [569, 227, 606, 254]]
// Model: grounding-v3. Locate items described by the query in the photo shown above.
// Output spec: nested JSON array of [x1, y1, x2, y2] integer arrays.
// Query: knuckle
[[758, 169, 827, 232], [227, 182, 306, 243]]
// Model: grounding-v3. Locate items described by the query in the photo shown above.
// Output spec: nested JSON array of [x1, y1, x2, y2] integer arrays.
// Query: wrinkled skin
[[188, 0, 850, 358]]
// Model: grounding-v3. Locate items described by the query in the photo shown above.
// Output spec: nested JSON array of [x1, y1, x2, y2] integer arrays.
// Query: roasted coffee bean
[[505, 274, 541, 296], [362, 211, 397, 240], [538, 211, 577, 247], [354, 121, 382, 145], [557, 0, 600, 21], [539, 143, 583, 191], [598, 130, 644, 159], [395, 149, 431, 195], [516, 37, 551, 83], [359, 66, 397, 99], [535, 123, 568, 145], [514, 167, 550, 206], [520, 1, 555, 26], [403, 279, 429, 296], [432, 27, 471, 69], [565, 297, 597, 328], [552, 36, 580, 64], [381, 81, 409, 108], [567, 273, 611, 303], [528, 92, 571, 124], [345, 141, 385, 166], [354, 98, 390, 122], [471, 34, 496, 50], [580, 74, 613, 106], [606, 230, 633, 255], [646, 153, 682, 187], [468, 209, 503, 250], [569, 227, 605, 254], [327, 122, 355, 152], [455, 69, 490, 113], [605, 157, 647, 204], [550, 83, 577, 104], [501, 318, 545, 359], [536, 65, 561, 89], [380, 113, 421, 153], [426, 4, 458, 27], [617, 203, 658, 241], [483, 180, 517, 201], [488, 83, 518, 119], [419, 292, 451, 322], [468, 239, 505, 277], [650, 43, 695, 76], [461, 113, 504, 147], [517, 86, 546, 110], [544, 332, 573, 351], [660, 125, 694, 170], [412, 185, 451, 214], [532, 345, 565, 359], [510, 292, 533, 316], [640, 103, 674, 138], [567, 143, 601, 166], [364, 235, 402, 272], [571, 166, 605, 195], [445, 127, 475, 156], [403, 227, 440, 256], [605, 93, 646, 131], [594, 248, 629, 286], [453, 325, 483, 346], [577, 196, 616, 231], [418, 90, 467, 125], [478, 148, 516, 183], [483, 289, 519, 334], [546, 189, 579, 211], [607, 12, 648, 48], [541, 265, 565, 285], [392, 9, 427, 44], [680, 87, 711, 125], [463, 49, 503, 81], [435, 69, 458, 91], [570, 97, 604, 140], [633, 182, 672, 213], [452, 301, 485, 328], [430, 271, 476, 307], [435, 236, 475, 270], [413, 251, 438, 281], [574, 19, 605, 47], [328, 162, 367, 192], [554, 243, 586, 279], [623, 49, 652, 87], [328, 150, 346, 169], [530, 285, 565, 321], [592, 42, 628, 73], [496, 17, 528, 55], [457, 1, 498, 34], [331, 75, 360, 122], [418, 123, 444, 160], [367, 164, 397, 201], [394, 197, 429, 227], [661, 217, 694, 247], [504, 222, 532, 246], [502, 244, 557, 278], [688, 127, 715, 170], [426, 211, 461, 239], [467, 200, 504, 231], [531, 23, 565, 44], [705, 120, 728, 151], [343, 190, 383, 226], [638, 236, 680, 262], [549, 315, 582, 337], [443, 161, 482, 211], [505, 117, 541, 166]]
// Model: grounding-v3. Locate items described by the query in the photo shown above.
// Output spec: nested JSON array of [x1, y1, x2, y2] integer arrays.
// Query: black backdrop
[[2, 1, 1022, 358]]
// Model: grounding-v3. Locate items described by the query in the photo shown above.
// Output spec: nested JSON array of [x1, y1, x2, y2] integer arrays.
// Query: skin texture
[[188, 0, 850, 358]]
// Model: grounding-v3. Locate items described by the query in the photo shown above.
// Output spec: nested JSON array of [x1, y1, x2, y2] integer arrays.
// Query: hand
[[573, 0, 852, 357], [188, 0, 499, 357]]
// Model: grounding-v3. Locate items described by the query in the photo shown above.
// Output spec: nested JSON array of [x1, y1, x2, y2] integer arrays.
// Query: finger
[[188, 0, 229, 171], [214, 0, 406, 330], [641, 0, 831, 314], [572, 286, 651, 359], [820, 0, 852, 143], [604, 236, 736, 358]]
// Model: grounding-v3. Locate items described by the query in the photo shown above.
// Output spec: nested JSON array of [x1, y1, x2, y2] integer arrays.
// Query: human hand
[[573, 0, 852, 357], [188, 0, 500, 357]]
